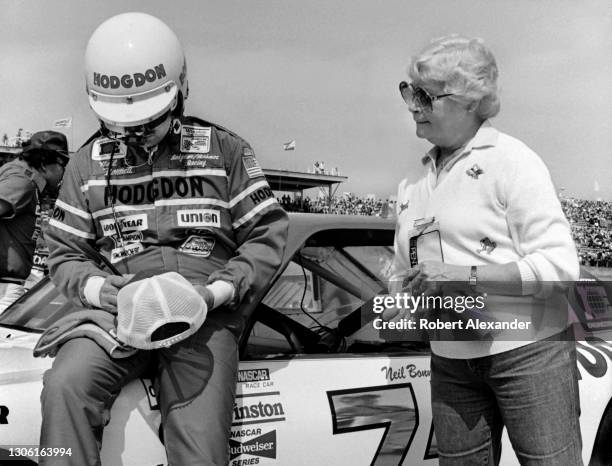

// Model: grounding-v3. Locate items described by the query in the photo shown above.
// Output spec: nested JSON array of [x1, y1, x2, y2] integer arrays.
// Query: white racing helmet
[[85, 12, 188, 130]]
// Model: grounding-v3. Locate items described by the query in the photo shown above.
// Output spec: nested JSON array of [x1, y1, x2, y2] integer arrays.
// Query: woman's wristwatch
[[468, 266, 478, 290]]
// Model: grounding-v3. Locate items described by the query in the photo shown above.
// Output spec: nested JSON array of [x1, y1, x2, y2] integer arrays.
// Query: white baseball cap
[[116, 271, 207, 350]]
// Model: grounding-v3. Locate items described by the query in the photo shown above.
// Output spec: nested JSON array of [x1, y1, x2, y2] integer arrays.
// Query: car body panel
[[0, 214, 610, 465]]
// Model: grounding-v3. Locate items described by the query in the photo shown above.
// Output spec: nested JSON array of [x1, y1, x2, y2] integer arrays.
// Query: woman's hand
[[403, 261, 469, 296]]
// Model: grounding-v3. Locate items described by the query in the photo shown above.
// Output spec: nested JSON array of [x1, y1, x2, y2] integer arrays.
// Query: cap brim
[[89, 87, 177, 127]]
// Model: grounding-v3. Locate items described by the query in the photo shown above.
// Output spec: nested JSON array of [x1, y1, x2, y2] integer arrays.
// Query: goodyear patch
[[181, 125, 211, 154], [177, 209, 221, 227], [242, 155, 264, 179], [92, 139, 127, 161], [179, 234, 216, 257], [99, 214, 148, 237]]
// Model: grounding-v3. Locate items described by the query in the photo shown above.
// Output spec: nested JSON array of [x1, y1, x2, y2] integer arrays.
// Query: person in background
[[389, 35, 582, 464], [40, 12, 288, 466], [0, 131, 68, 312]]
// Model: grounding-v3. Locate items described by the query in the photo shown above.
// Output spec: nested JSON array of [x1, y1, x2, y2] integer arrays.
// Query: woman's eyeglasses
[[399, 81, 454, 111]]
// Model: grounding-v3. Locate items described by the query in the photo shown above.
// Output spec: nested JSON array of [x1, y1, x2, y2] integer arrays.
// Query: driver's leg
[[157, 317, 239, 466], [40, 338, 151, 466]]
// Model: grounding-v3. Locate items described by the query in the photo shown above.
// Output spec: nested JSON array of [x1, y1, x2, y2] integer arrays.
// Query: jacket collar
[[421, 120, 499, 171]]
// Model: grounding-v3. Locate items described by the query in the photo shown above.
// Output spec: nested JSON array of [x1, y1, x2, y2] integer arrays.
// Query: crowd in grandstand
[[279, 194, 612, 268], [278, 193, 390, 217], [561, 197, 612, 267]]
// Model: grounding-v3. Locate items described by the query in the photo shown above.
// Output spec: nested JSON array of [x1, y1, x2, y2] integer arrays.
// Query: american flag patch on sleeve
[[242, 155, 264, 178]]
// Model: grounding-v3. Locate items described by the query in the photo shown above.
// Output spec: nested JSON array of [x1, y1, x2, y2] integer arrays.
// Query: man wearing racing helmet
[[0, 130, 69, 312], [40, 12, 288, 465]]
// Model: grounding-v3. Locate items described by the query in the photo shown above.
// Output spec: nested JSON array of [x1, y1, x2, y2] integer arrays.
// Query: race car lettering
[[93, 64, 166, 89], [327, 384, 418, 466], [103, 176, 208, 206], [231, 428, 262, 438], [0, 405, 8, 424], [233, 402, 284, 423], [232, 392, 285, 425], [229, 430, 276, 461], [577, 337, 612, 378], [381, 363, 431, 381], [250, 187, 273, 206], [238, 369, 270, 383], [424, 422, 439, 460], [232, 459, 260, 466]]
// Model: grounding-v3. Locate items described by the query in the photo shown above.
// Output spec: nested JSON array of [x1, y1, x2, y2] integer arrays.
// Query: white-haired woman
[[390, 35, 582, 465]]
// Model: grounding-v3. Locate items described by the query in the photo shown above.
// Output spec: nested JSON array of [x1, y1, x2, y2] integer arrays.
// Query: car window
[[0, 278, 73, 331], [246, 240, 396, 358]]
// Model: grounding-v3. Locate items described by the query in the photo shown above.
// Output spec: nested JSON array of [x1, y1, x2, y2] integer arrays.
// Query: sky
[[1, 0, 611, 200]]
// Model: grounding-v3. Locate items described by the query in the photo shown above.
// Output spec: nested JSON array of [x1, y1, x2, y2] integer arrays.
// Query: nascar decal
[[233, 392, 286, 426], [242, 154, 264, 179], [327, 383, 421, 465], [110, 242, 144, 263], [92, 139, 127, 161], [230, 429, 277, 465], [181, 125, 211, 153], [179, 234, 215, 257], [238, 369, 271, 383], [100, 214, 148, 237], [177, 209, 221, 228], [238, 368, 274, 390]]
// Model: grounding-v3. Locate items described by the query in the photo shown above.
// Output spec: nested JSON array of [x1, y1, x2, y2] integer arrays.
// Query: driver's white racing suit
[[40, 116, 288, 465]]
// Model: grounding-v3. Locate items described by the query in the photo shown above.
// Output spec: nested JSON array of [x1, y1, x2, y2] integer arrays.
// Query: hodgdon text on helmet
[[93, 64, 167, 89]]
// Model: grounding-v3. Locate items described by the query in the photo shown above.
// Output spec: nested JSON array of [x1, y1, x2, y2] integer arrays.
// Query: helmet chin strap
[[99, 116, 170, 148]]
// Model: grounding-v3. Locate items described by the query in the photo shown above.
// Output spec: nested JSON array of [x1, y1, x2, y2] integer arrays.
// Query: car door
[[233, 227, 439, 466]]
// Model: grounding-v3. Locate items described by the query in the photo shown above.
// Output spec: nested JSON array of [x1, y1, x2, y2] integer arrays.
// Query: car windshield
[[0, 278, 73, 332]]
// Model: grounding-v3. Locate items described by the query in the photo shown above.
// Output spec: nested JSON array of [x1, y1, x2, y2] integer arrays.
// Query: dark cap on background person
[[21, 131, 69, 168]]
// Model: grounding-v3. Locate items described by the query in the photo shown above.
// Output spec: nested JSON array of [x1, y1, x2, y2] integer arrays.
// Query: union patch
[[177, 209, 221, 227]]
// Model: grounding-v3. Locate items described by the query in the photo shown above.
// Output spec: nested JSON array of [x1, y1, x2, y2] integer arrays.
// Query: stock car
[[0, 213, 611, 465]]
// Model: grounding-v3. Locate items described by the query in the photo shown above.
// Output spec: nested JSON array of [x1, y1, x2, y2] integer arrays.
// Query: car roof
[[284, 213, 394, 262], [287, 212, 394, 242]]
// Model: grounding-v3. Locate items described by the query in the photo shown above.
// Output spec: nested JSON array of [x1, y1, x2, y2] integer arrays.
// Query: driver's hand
[[98, 275, 133, 314]]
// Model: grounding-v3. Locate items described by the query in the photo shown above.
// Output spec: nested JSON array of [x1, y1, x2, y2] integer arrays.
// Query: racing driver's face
[[141, 114, 172, 148]]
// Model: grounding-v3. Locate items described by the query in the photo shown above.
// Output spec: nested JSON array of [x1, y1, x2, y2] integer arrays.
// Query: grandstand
[[263, 168, 348, 204], [0, 145, 21, 166]]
